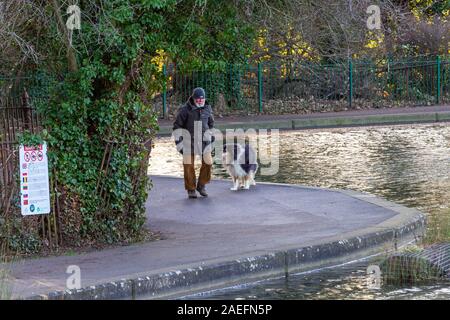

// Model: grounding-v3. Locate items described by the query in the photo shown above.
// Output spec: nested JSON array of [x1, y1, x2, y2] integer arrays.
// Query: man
[[173, 87, 215, 199]]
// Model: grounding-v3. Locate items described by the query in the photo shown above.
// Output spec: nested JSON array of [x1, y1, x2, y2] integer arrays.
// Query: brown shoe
[[196, 184, 208, 197], [187, 190, 197, 199]]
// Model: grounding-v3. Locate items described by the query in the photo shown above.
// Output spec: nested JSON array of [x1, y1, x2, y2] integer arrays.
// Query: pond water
[[149, 123, 450, 300]]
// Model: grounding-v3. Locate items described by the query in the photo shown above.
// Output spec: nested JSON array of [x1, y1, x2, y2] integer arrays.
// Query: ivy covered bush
[[35, 1, 169, 246], [38, 72, 158, 246]]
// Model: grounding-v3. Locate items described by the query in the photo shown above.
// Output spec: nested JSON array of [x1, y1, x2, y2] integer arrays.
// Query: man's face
[[194, 98, 205, 107]]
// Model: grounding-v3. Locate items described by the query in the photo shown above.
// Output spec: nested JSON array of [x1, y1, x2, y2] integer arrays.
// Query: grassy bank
[[0, 245, 13, 300], [423, 208, 450, 245]]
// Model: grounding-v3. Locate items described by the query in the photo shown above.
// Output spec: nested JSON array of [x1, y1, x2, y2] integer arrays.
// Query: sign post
[[19, 142, 51, 216]]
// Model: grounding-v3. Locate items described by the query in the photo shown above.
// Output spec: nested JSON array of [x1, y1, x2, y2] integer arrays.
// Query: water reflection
[[180, 260, 450, 300], [149, 123, 450, 299]]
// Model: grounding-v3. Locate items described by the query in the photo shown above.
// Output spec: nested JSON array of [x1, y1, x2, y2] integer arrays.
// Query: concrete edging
[[157, 111, 450, 135], [26, 182, 426, 300]]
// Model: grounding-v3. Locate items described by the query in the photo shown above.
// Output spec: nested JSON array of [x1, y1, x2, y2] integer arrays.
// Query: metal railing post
[[258, 62, 263, 113], [162, 64, 167, 119], [436, 55, 441, 105], [348, 58, 353, 109]]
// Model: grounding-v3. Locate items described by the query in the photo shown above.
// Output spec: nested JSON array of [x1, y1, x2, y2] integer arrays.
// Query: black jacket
[[173, 97, 215, 154]]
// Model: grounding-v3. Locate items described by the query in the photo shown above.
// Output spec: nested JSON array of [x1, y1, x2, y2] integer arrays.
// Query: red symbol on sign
[[24, 152, 30, 162], [31, 151, 37, 162], [38, 151, 43, 161], [24, 145, 42, 152]]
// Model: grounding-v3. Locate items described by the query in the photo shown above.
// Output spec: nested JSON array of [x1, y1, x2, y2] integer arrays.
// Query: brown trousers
[[183, 153, 212, 190]]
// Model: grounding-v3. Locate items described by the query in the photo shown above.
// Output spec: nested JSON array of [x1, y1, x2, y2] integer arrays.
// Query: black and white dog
[[222, 143, 258, 191]]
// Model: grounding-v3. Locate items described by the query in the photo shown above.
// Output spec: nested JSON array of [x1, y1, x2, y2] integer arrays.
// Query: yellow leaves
[[364, 31, 384, 51], [365, 39, 379, 49], [253, 27, 318, 63], [151, 49, 166, 72]]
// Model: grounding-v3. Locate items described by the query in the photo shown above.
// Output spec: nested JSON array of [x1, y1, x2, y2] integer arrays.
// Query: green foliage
[[164, 0, 256, 69], [0, 266, 12, 300], [17, 132, 45, 147], [408, 0, 450, 16], [29, 0, 171, 247], [424, 209, 450, 245], [6, 233, 42, 255], [38, 74, 156, 244], [380, 255, 444, 285]]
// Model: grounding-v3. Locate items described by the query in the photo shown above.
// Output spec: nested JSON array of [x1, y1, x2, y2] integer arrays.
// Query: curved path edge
[[26, 182, 426, 300]]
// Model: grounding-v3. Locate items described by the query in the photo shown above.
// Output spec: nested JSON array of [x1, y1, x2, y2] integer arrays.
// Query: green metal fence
[[443, 57, 450, 103], [0, 74, 59, 253], [353, 57, 439, 105], [157, 55, 450, 118], [159, 63, 259, 117]]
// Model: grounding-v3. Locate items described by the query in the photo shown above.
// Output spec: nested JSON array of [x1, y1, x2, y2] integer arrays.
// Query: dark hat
[[192, 87, 206, 99]]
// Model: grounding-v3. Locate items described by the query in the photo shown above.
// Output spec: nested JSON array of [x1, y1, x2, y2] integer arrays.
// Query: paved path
[[157, 104, 450, 135], [8, 176, 423, 299]]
